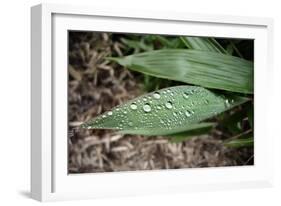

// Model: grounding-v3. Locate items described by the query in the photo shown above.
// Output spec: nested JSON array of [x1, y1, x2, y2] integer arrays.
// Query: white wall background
[[0, 0, 280, 205]]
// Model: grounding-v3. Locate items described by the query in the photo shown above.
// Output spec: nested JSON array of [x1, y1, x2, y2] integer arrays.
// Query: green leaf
[[180, 37, 228, 54], [155, 36, 185, 48], [81, 86, 248, 136], [224, 137, 253, 148], [108, 49, 253, 94], [121, 38, 153, 52], [165, 122, 216, 143]]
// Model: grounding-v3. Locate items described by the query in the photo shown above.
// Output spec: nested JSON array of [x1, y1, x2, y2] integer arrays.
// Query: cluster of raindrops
[[82, 86, 238, 132]]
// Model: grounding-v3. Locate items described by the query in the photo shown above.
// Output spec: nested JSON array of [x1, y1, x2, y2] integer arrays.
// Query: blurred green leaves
[[180, 36, 228, 54], [108, 49, 253, 94]]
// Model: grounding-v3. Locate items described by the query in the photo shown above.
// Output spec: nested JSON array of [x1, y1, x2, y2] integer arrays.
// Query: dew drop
[[128, 122, 133, 126], [102, 115, 106, 118], [173, 112, 177, 117], [143, 98, 147, 101], [107, 111, 113, 116], [130, 103, 137, 110], [183, 92, 190, 99], [185, 110, 192, 117], [143, 103, 152, 112], [153, 92, 161, 99], [160, 120, 164, 124], [157, 105, 162, 110], [204, 99, 209, 104], [165, 101, 173, 109]]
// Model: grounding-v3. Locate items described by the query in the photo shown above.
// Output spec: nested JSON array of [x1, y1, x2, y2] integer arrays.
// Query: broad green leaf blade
[[165, 122, 216, 143], [108, 49, 253, 94], [180, 37, 228, 54], [121, 38, 153, 52], [224, 137, 253, 148], [81, 86, 248, 136]]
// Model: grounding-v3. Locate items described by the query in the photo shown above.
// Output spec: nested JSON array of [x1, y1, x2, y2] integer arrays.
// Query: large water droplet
[[153, 92, 161, 99], [143, 103, 152, 112], [183, 92, 190, 99], [165, 101, 173, 109], [130, 103, 137, 110], [185, 110, 192, 117]]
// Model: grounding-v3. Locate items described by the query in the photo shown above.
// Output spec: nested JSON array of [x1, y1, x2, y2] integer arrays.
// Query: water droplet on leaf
[[130, 103, 137, 110], [185, 110, 192, 117], [153, 92, 161, 99], [143, 103, 152, 112], [183, 92, 189, 99], [165, 101, 173, 109]]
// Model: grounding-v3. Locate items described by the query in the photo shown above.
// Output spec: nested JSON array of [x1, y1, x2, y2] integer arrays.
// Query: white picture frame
[[31, 3, 274, 202]]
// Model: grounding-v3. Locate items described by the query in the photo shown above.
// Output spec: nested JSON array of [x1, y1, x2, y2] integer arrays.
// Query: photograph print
[[67, 31, 254, 173]]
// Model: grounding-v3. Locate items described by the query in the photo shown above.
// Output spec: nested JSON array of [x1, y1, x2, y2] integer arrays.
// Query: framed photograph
[[31, 3, 274, 201]]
